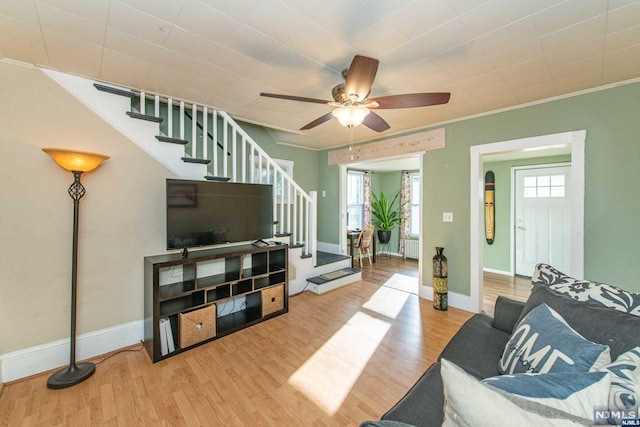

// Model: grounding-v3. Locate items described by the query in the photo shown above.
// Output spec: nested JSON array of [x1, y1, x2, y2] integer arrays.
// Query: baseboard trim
[[0, 320, 143, 383], [419, 285, 475, 313], [483, 267, 512, 276]]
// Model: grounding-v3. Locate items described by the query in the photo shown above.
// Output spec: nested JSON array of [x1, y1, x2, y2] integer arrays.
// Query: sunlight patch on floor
[[362, 284, 411, 319], [289, 286, 410, 414], [380, 273, 418, 295]]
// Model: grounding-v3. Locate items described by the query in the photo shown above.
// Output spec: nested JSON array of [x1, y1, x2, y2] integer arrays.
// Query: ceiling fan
[[260, 55, 451, 133]]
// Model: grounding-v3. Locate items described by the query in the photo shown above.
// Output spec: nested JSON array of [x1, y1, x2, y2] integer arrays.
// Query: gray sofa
[[362, 263, 640, 427]]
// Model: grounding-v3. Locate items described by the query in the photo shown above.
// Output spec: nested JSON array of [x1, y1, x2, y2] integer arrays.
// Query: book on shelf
[[159, 317, 176, 356]]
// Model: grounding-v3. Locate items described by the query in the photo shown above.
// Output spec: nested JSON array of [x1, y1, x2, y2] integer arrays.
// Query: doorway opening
[[470, 130, 585, 313], [339, 154, 423, 295]]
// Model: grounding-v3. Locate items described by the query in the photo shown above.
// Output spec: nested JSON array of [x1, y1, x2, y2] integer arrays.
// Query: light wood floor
[[0, 259, 530, 426], [359, 255, 531, 315], [0, 280, 473, 427]]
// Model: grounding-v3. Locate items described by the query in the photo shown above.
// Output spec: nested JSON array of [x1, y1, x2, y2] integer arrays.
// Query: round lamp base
[[47, 362, 95, 389]]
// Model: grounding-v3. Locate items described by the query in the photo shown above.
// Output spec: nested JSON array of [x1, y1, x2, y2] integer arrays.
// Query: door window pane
[[523, 174, 566, 198]]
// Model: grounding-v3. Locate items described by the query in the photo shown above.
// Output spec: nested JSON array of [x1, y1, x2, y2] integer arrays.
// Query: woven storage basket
[[179, 304, 216, 348], [262, 285, 284, 316]]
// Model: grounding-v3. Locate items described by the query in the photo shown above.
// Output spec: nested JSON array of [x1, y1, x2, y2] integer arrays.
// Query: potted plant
[[370, 191, 404, 244]]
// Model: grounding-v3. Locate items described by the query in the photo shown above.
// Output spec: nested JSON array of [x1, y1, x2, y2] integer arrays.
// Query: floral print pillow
[[532, 263, 640, 317]]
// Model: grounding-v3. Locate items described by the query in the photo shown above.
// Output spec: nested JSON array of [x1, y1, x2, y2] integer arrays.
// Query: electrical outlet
[[443, 212, 454, 222], [322, 190, 326, 197]]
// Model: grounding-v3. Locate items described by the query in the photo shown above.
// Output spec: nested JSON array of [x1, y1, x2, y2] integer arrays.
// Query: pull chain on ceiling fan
[[260, 55, 451, 133]]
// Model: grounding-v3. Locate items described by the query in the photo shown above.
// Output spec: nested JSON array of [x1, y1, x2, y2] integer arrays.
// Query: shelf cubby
[[197, 271, 238, 289], [159, 281, 196, 300], [269, 271, 286, 286], [159, 290, 205, 316], [232, 279, 253, 296], [207, 284, 231, 302], [269, 249, 286, 271], [217, 307, 262, 335], [254, 275, 270, 290]]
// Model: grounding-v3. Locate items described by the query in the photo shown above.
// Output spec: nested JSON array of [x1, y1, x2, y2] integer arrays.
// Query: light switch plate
[[443, 212, 453, 222]]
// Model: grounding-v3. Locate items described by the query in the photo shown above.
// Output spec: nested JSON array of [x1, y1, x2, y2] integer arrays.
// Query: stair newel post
[[222, 115, 228, 177], [212, 109, 218, 176], [287, 181, 291, 238], [232, 129, 237, 182], [154, 95, 160, 118], [271, 165, 277, 229], [179, 101, 185, 141], [140, 91, 146, 115], [292, 188, 298, 245], [278, 169, 284, 235], [309, 191, 317, 265], [191, 104, 197, 158], [202, 106, 208, 162], [167, 98, 173, 138], [241, 135, 247, 183]]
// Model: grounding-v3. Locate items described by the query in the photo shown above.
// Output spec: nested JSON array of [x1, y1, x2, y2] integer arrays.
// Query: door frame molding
[[511, 162, 572, 276], [469, 130, 585, 313]]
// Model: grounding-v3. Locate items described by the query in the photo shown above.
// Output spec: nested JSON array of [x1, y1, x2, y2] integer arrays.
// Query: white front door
[[514, 165, 571, 276]]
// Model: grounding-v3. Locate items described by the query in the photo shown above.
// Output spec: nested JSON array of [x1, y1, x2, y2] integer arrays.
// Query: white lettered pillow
[[483, 371, 611, 419], [441, 359, 593, 427], [499, 304, 611, 375]]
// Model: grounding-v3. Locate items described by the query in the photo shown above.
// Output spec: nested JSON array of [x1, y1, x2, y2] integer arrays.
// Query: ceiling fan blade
[[300, 112, 334, 130], [362, 111, 390, 133], [367, 93, 451, 109], [260, 92, 331, 105], [344, 55, 379, 102]]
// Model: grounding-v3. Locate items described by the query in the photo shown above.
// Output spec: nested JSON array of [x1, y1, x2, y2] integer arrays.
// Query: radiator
[[403, 239, 420, 259]]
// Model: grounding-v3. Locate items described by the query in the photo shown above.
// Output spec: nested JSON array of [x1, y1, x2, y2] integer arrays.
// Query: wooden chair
[[355, 224, 375, 268]]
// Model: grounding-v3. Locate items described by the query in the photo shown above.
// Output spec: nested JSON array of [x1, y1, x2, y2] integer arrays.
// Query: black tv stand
[[251, 239, 269, 247], [181, 247, 189, 259], [144, 244, 289, 362]]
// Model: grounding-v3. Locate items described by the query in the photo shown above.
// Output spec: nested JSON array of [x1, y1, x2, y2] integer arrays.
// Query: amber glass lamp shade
[[42, 148, 110, 173]]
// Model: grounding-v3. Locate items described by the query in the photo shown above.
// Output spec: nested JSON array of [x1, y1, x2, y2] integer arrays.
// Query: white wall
[[0, 62, 174, 374]]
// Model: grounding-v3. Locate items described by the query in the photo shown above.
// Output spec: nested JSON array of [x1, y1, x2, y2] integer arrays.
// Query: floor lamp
[[42, 148, 110, 389]]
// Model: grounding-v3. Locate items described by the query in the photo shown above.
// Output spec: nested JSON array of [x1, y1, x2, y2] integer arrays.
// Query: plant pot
[[377, 230, 391, 244]]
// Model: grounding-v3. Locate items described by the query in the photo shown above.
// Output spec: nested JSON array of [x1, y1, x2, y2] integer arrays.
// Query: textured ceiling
[[1, 0, 640, 149]]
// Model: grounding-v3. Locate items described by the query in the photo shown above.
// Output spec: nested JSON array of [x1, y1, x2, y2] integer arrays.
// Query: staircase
[[43, 69, 358, 294]]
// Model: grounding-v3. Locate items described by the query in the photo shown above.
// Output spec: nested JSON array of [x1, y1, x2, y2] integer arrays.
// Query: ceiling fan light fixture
[[332, 105, 370, 128]]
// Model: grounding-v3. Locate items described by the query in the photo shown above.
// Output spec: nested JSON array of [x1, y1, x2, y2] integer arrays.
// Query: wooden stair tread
[[126, 111, 163, 123], [155, 135, 187, 145], [94, 83, 135, 98], [307, 267, 360, 285], [181, 157, 210, 164]]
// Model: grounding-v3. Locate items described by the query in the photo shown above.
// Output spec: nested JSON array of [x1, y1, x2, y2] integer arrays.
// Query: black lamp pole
[[47, 171, 96, 389]]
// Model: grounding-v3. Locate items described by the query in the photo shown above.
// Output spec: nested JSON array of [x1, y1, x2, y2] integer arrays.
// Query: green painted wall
[[374, 171, 403, 254], [317, 150, 340, 244], [318, 81, 640, 294], [482, 155, 571, 272]]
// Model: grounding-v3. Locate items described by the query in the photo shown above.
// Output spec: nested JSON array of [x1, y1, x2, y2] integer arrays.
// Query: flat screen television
[[166, 179, 273, 250]]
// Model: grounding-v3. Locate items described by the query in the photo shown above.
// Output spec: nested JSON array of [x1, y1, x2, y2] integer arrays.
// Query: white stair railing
[[133, 91, 316, 261]]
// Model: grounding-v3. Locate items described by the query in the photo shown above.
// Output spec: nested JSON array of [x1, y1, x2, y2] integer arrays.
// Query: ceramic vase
[[433, 247, 448, 311]]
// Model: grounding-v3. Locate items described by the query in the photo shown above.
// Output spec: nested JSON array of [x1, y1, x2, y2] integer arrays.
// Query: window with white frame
[[410, 172, 420, 236], [347, 170, 364, 230], [253, 157, 293, 203], [523, 174, 566, 198]]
